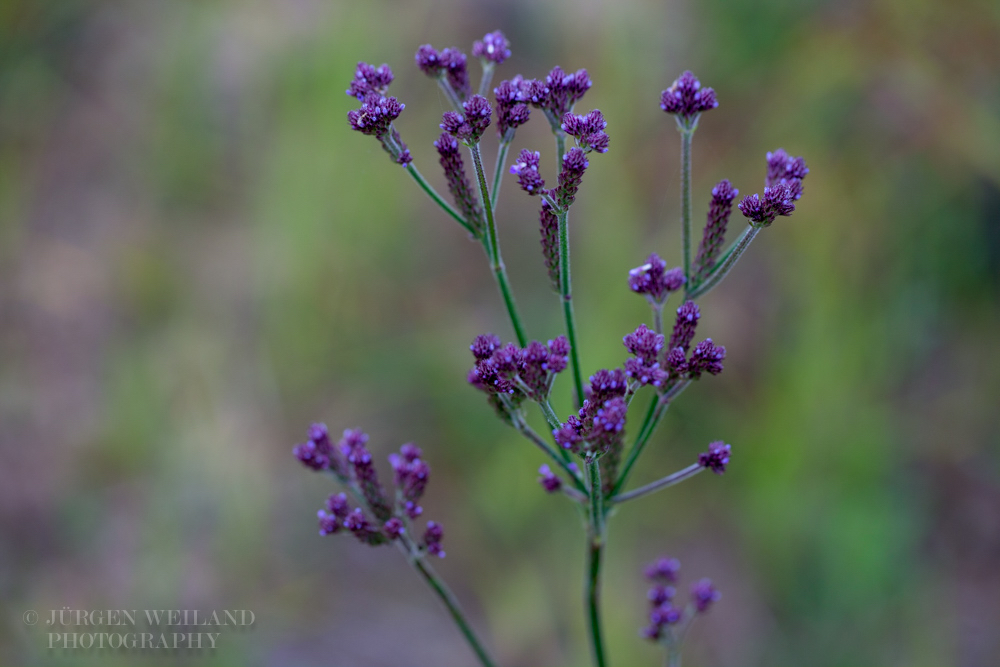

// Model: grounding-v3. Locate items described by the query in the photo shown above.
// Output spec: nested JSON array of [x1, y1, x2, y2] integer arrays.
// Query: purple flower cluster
[[441, 95, 493, 145], [415, 45, 471, 100], [539, 201, 560, 290], [434, 133, 483, 232], [641, 557, 720, 641], [297, 426, 446, 556], [552, 147, 590, 209], [346, 62, 394, 100], [660, 71, 718, 126], [494, 77, 531, 139], [538, 464, 562, 493], [510, 149, 544, 194], [766, 148, 809, 195], [675, 305, 725, 378], [467, 333, 571, 403], [521, 66, 593, 122], [423, 521, 445, 558], [561, 109, 610, 154], [623, 324, 667, 388], [294, 422, 347, 476], [693, 180, 739, 279], [738, 149, 809, 227], [698, 441, 731, 474], [628, 253, 685, 305], [346, 63, 411, 166], [340, 428, 392, 521], [553, 369, 629, 456], [472, 30, 511, 65]]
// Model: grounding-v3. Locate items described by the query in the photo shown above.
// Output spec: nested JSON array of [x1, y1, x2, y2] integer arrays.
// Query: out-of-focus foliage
[[1, 0, 998, 665]]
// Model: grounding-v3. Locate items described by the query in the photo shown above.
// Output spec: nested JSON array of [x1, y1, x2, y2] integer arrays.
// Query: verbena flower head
[[441, 48, 471, 100], [346, 62, 394, 100], [526, 66, 592, 122], [553, 147, 590, 209], [623, 324, 668, 388], [440, 94, 493, 145], [494, 77, 531, 139], [510, 149, 545, 194], [698, 440, 731, 474], [739, 150, 809, 226], [641, 559, 721, 644], [348, 93, 404, 137], [554, 369, 629, 455], [660, 70, 718, 128], [423, 520, 446, 558], [693, 180, 739, 279], [766, 148, 809, 192], [472, 30, 511, 65], [346, 66, 412, 167], [434, 132, 483, 233], [467, 335, 570, 403], [645, 557, 681, 583], [668, 301, 700, 353], [561, 109, 610, 154], [688, 338, 726, 378], [538, 464, 563, 493], [294, 422, 348, 476], [628, 254, 685, 305], [691, 578, 721, 613], [415, 44, 470, 99]]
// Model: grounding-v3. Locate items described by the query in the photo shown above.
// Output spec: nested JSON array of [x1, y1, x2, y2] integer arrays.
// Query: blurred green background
[[2, 0, 999, 665]]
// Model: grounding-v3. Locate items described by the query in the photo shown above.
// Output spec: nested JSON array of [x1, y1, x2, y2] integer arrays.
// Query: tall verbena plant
[[292, 30, 808, 667]]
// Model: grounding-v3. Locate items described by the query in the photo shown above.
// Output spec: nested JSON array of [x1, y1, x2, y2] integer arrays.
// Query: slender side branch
[[491, 141, 511, 214], [611, 379, 692, 497], [686, 225, 761, 300], [436, 77, 464, 112], [557, 207, 586, 409], [408, 543, 497, 667], [478, 63, 495, 98], [404, 163, 477, 236], [469, 143, 528, 347], [611, 463, 703, 504], [680, 128, 693, 283]]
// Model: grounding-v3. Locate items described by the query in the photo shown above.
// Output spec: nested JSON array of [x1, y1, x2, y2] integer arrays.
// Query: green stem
[[680, 128, 693, 283], [537, 398, 563, 433], [686, 225, 761, 300], [478, 62, 495, 98], [557, 206, 586, 409], [611, 380, 691, 497], [653, 304, 664, 335], [469, 142, 528, 347], [404, 163, 477, 236], [611, 463, 703, 504], [436, 76, 464, 112], [409, 548, 497, 667], [585, 458, 607, 667], [491, 141, 511, 214]]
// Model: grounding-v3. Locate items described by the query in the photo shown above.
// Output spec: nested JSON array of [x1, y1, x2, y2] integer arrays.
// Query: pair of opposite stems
[[388, 105, 762, 667]]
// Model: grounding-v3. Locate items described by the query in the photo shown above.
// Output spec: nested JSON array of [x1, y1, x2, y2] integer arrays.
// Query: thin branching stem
[[611, 463, 703, 504], [611, 379, 692, 497], [404, 163, 477, 236], [686, 225, 761, 300], [469, 142, 528, 347]]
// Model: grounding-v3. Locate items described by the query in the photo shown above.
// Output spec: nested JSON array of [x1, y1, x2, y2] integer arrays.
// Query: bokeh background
[[2, 0, 999, 665]]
